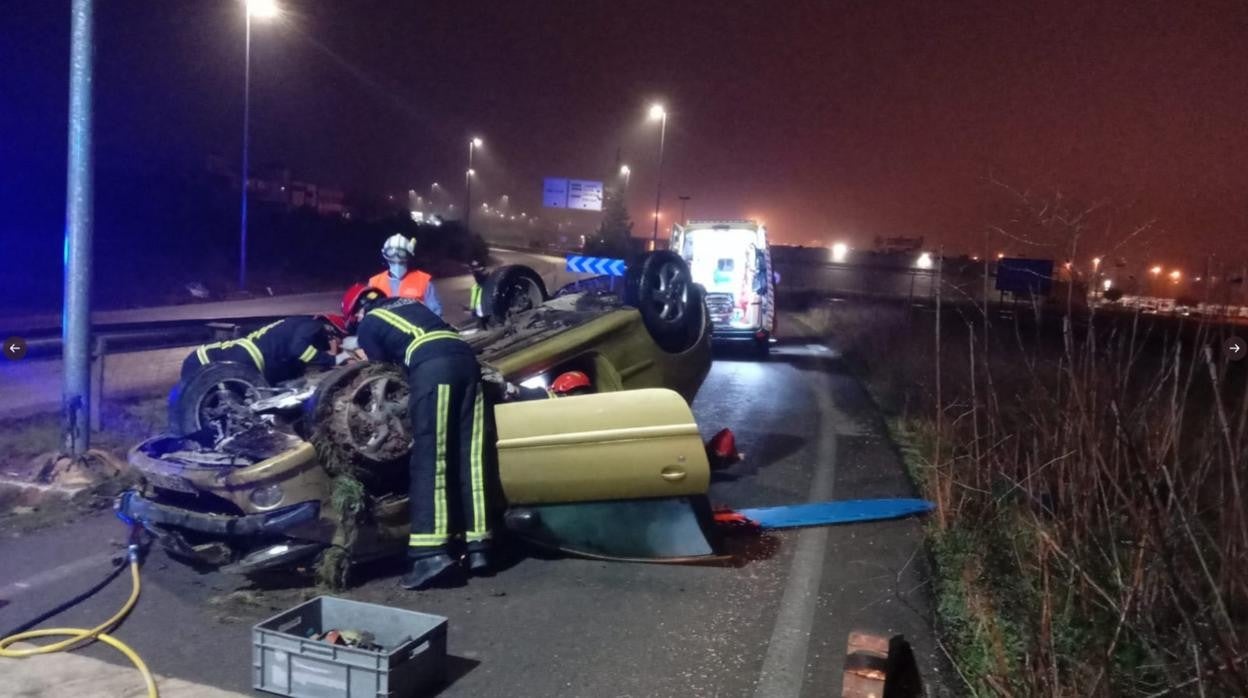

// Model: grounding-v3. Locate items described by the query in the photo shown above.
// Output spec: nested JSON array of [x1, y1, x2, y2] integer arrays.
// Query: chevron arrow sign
[[566, 255, 628, 277]]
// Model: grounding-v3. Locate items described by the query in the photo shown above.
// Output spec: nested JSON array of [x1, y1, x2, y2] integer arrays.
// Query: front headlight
[[249, 484, 284, 509]]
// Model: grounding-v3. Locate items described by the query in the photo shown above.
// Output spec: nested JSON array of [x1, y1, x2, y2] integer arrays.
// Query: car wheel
[[171, 361, 268, 437], [481, 265, 549, 325], [309, 362, 413, 468], [625, 251, 704, 353]]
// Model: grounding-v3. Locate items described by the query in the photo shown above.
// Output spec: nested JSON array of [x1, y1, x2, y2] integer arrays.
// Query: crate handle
[[407, 640, 431, 660], [301, 642, 337, 658]]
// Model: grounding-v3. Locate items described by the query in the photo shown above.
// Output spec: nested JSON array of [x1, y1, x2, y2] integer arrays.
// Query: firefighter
[[466, 259, 488, 329], [342, 284, 492, 589], [369, 234, 443, 317], [180, 314, 348, 385]]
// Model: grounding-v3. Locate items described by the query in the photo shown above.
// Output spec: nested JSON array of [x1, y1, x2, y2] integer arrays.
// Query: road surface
[[0, 316, 951, 697], [0, 250, 588, 419]]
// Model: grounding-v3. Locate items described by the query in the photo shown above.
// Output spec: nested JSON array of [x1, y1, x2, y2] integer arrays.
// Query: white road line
[[0, 550, 117, 601], [754, 369, 838, 698]]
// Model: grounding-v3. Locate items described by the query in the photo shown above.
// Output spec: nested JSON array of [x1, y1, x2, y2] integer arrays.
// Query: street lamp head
[[471, 137, 483, 148], [648, 104, 666, 121], [246, 0, 280, 19], [1169, 270, 1182, 282], [1150, 265, 1163, 275], [466, 168, 475, 177], [831, 242, 849, 263], [1092, 256, 1102, 268], [620, 165, 631, 176]]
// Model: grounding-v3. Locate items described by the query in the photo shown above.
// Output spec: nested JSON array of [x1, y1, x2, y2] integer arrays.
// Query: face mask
[[388, 262, 407, 278]]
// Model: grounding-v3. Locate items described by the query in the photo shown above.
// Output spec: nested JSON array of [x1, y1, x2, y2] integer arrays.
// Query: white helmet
[[381, 234, 415, 263]]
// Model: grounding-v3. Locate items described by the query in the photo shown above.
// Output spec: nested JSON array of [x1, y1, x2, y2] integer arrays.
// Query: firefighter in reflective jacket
[[180, 314, 347, 385], [466, 259, 488, 329], [369, 234, 443, 317], [343, 284, 492, 590]]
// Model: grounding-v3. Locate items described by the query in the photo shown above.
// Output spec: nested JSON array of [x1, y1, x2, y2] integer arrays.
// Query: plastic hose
[[0, 542, 158, 698]]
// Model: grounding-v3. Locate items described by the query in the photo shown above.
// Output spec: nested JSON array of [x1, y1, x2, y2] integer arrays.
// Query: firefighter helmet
[[551, 370, 592, 395]]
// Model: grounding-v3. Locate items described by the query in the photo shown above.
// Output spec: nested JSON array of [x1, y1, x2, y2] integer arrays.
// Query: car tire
[[307, 362, 413, 469], [171, 361, 268, 436], [625, 251, 704, 353], [481, 265, 549, 325]]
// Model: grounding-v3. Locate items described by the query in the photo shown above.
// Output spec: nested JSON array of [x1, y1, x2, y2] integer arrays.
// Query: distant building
[[206, 156, 347, 217], [873, 235, 924, 253]]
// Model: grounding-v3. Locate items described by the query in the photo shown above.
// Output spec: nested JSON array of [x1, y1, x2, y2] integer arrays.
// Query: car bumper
[[114, 489, 320, 537]]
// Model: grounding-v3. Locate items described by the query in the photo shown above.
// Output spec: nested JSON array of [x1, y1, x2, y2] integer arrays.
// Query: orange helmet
[[551, 371, 592, 395], [342, 283, 385, 317]]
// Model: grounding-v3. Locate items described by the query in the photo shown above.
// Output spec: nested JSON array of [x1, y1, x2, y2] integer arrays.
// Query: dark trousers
[[406, 353, 492, 556]]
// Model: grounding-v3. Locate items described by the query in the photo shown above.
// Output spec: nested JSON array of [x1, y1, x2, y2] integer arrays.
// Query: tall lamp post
[[239, 0, 279, 291], [648, 104, 667, 241], [465, 137, 482, 231]]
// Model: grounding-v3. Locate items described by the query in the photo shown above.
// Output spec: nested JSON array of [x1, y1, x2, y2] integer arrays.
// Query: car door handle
[[660, 466, 687, 482]]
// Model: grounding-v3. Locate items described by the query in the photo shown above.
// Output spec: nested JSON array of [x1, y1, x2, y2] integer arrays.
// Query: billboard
[[542, 177, 603, 211]]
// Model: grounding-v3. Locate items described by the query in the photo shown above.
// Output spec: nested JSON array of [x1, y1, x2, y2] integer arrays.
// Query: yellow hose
[[0, 555, 158, 698]]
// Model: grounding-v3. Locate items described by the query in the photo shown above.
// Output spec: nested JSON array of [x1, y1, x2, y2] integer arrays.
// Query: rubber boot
[[400, 552, 461, 590], [465, 541, 495, 577]]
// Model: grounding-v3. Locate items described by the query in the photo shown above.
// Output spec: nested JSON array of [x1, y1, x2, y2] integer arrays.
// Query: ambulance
[[670, 219, 776, 356]]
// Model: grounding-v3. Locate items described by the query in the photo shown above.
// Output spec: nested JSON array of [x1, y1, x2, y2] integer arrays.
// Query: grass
[[803, 296, 1248, 696]]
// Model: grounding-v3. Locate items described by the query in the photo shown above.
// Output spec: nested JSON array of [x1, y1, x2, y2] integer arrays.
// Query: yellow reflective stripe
[[245, 320, 283, 342], [371, 308, 426, 338], [408, 533, 447, 547], [196, 346, 210, 364], [298, 345, 318, 363], [434, 385, 449, 540], [403, 331, 463, 365], [469, 284, 482, 308], [468, 390, 487, 540], [236, 338, 265, 373]]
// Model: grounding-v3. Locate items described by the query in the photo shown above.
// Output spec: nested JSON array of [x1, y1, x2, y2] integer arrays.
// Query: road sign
[[567, 180, 603, 211], [995, 258, 1054, 296], [542, 178, 569, 209], [543, 177, 603, 211], [566, 255, 627, 277]]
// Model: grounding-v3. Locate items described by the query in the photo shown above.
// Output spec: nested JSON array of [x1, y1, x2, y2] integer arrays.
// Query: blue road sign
[[566, 255, 627, 277]]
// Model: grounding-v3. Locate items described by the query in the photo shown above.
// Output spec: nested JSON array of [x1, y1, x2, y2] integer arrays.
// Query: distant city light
[[1150, 265, 1163, 275], [1092, 256, 1102, 269], [653, 211, 661, 219], [620, 165, 631, 176], [648, 104, 666, 121], [1064, 261, 1073, 270], [466, 168, 475, 176], [971, 255, 980, 261], [1169, 270, 1182, 282], [831, 242, 849, 263], [246, 0, 280, 19], [1102, 278, 1113, 291], [996, 252, 1005, 260], [916, 252, 934, 269]]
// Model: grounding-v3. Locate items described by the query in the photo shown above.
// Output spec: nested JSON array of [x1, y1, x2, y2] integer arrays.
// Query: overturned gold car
[[117, 252, 723, 584]]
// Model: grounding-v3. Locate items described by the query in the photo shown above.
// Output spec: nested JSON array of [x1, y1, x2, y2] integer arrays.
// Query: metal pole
[[239, 13, 252, 290], [63, 0, 94, 455], [651, 112, 666, 241], [465, 143, 474, 232]]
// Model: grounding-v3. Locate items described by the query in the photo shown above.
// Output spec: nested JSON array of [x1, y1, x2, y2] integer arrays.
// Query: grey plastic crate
[[253, 595, 448, 698]]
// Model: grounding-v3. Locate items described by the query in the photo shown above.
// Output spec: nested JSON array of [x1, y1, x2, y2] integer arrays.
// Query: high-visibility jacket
[[357, 297, 472, 369], [469, 283, 484, 318], [187, 317, 336, 383], [369, 269, 433, 303]]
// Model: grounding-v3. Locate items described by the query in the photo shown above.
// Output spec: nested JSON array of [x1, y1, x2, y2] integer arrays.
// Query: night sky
[[2, 1, 1245, 267]]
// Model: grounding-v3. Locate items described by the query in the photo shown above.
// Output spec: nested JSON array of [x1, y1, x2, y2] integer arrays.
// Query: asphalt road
[[0, 316, 951, 697], [0, 250, 585, 419]]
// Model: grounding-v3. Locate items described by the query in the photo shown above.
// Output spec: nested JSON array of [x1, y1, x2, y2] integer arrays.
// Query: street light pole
[[649, 104, 667, 241], [465, 137, 481, 231], [63, 0, 95, 454], [238, 10, 252, 291]]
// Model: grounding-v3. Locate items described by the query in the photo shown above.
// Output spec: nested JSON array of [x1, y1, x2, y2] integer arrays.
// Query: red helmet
[[342, 283, 385, 317], [319, 313, 350, 336], [551, 371, 592, 395]]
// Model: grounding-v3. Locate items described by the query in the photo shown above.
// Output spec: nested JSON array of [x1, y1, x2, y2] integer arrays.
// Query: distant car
[[117, 253, 719, 583]]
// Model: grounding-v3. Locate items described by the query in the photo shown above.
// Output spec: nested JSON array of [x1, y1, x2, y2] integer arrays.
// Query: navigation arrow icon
[[3, 336, 26, 361], [1226, 337, 1246, 362]]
